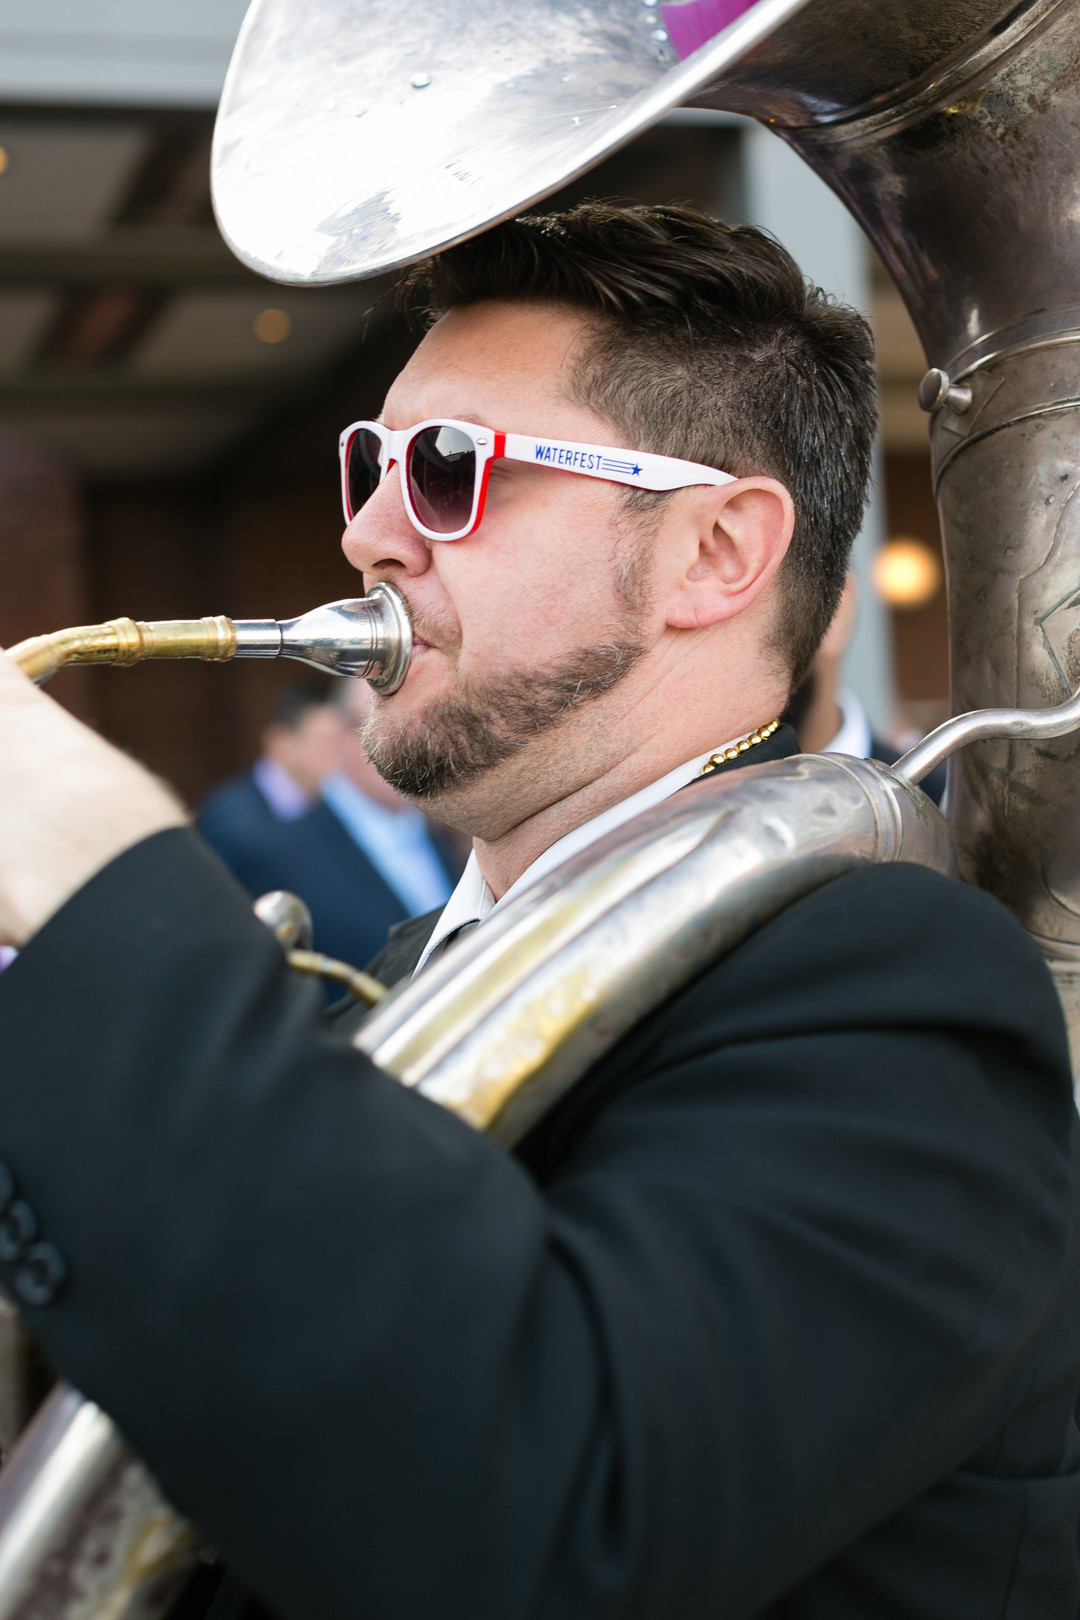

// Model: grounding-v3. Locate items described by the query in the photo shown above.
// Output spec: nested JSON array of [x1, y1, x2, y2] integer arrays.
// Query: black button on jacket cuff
[[0, 1159, 66, 1303], [15, 1243, 67, 1308]]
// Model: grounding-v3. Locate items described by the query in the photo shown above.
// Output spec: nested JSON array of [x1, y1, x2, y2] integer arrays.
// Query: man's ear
[[663, 478, 795, 631]]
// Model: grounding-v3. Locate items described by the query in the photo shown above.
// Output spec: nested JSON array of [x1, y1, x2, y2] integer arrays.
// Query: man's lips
[[401, 609, 447, 658], [368, 581, 450, 661]]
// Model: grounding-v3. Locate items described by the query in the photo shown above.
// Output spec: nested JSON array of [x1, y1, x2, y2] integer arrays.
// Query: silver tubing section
[[231, 621, 282, 658], [358, 754, 955, 1147], [0, 1383, 197, 1620], [894, 687, 1080, 786]]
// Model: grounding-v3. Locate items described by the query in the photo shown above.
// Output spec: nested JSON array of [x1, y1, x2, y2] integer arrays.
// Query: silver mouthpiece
[[231, 580, 412, 693]]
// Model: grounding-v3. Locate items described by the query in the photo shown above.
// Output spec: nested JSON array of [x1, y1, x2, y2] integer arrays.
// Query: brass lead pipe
[[8, 616, 238, 685]]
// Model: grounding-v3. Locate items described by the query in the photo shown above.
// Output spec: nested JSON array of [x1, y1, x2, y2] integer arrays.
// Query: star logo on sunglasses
[[631, 463, 642, 476]]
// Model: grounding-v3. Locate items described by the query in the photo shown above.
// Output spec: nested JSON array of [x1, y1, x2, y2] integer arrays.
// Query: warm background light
[[874, 536, 943, 610], [253, 307, 291, 344], [0, 148, 11, 177]]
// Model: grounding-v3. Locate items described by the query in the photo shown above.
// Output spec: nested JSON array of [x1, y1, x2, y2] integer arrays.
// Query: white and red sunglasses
[[339, 417, 736, 542]]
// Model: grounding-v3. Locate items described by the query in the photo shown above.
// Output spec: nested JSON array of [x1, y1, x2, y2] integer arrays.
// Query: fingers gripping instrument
[[3, 583, 413, 695]]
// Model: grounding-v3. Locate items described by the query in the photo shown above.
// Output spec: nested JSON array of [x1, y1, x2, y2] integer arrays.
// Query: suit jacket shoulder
[[365, 907, 442, 986], [517, 859, 1074, 1176]]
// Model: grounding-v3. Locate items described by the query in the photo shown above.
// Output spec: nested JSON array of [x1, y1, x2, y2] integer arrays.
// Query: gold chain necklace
[[699, 717, 781, 777]]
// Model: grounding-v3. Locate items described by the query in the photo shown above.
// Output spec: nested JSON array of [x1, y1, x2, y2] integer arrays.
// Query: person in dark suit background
[[197, 681, 344, 871], [0, 202, 1077, 1620], [200, 680, 457, 971]]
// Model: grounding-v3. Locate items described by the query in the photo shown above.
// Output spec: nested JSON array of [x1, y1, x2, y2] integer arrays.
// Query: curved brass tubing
[[286, 949, 387, 1007], [7, 617, 238, 685]]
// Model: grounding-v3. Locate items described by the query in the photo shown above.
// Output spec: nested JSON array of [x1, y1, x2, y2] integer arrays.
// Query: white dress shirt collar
[[415, 732, 762, 975]]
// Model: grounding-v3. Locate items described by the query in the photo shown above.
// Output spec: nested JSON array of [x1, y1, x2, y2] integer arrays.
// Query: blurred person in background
[[2, 684, 349, 978], [785, 575, 947, 803], [264, 677, 457, 968], [201, 678, 457, 971], [198, 681, 344, 870]]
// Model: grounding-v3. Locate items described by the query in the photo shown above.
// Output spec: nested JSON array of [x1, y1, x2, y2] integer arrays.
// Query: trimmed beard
[[362, 636, 646, 801]]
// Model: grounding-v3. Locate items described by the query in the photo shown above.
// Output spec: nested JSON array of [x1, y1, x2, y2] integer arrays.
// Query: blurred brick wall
[[0, 437, 95, 721]]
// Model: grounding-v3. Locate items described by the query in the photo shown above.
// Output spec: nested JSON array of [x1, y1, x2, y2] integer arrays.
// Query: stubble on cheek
[[363, 506, 659, 801], [361, 635, 646, 800]]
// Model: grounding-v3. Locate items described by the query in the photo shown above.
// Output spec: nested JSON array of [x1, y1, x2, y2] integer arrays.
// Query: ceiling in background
[[0, 96, 928, 481], [0, 120, 144, 235], [0, 1, 250, 108], [0, 109, 390, 475]]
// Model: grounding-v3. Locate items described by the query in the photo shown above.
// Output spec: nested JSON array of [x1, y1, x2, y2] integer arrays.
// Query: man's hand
[[0, 652, 185, 947]]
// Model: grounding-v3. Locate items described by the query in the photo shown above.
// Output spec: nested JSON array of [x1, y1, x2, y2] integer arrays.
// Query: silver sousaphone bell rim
[[211, 0, 814, 287]]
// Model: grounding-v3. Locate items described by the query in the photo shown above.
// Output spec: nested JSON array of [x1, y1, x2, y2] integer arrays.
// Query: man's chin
[[360, 704, 468, 804], [361, 635, 646, 803], [366, 649, 451, 738]]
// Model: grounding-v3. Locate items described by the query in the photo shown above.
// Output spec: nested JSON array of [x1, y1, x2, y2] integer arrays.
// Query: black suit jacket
[[0, 738, 1078, 1620]]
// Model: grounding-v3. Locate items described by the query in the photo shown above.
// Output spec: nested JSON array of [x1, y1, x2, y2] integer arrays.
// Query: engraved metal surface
[[748, 2, 1080, 1056]]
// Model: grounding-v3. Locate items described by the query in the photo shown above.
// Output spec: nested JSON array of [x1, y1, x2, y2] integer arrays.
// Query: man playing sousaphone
[[0, 202, 1077, 1619]]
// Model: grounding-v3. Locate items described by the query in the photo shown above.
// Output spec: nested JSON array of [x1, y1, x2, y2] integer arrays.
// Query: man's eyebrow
[[381, 412, 497, 430]]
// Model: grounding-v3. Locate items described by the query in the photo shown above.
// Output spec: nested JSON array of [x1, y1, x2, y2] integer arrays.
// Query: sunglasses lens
[[346, 428, 383, 518], [408, 425, 477, 534]]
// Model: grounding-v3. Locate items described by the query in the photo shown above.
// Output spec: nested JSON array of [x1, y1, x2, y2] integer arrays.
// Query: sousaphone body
[[215, 0, 1080, 1056]]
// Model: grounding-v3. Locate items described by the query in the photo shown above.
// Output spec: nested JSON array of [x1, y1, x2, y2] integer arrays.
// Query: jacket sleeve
[[0, 827, 1075, 1620]]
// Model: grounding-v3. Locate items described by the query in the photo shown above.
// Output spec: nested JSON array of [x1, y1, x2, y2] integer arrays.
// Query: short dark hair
[[267, 681, 334, 731], [400, 201, 877, 685]]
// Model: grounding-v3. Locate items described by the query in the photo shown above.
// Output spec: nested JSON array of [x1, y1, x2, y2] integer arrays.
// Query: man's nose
[[341, 465, 431, 580]]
